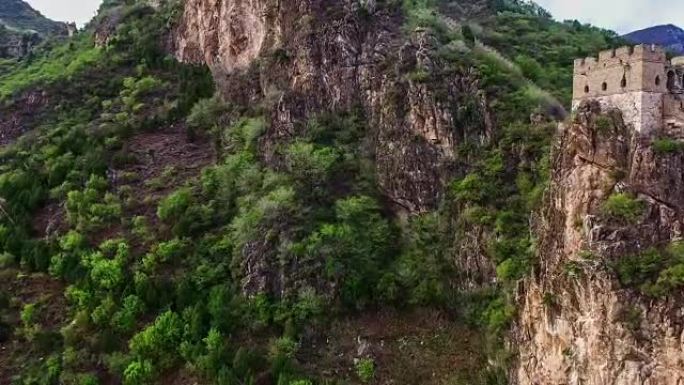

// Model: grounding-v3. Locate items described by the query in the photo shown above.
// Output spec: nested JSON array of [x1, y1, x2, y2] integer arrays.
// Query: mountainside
[[0, 0, 71, 58], [515, 102, 684, 385], [4, 1, 683, 385], [624, 24, 684, 54]]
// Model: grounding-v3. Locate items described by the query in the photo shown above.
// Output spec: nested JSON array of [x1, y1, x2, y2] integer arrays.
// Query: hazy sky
[[25, 0, 101, 26], [536, 0, 683, 34], [24, 0, 684, 33]]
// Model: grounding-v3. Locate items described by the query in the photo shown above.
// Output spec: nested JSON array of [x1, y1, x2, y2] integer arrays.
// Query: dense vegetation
[[0, 0, 627, 384]]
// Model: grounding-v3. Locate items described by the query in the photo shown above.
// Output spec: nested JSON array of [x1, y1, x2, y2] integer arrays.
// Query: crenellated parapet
[[573, 45, 669, 102], [573, 45, 667, 75]]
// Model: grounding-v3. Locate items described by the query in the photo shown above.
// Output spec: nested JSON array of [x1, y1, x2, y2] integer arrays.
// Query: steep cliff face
[[515, 102, 684, 385], [172, 0, 497, 298], [174, 0, 492, 214]]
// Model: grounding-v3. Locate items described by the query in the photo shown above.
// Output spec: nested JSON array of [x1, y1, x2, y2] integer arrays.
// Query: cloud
[[25, 0, 101, 27], [536, 0, 684, 34]]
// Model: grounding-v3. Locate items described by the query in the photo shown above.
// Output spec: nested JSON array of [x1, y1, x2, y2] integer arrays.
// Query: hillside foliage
[[0, 1, 624, 384]]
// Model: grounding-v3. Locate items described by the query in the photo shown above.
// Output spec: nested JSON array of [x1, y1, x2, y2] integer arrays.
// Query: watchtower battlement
[[573, 45, 667, 74], [572, 44, 684, 135], [573, 45, 670, 101]]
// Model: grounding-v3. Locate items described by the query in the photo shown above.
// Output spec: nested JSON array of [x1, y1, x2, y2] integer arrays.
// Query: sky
[[24, 0, 684, 34], [25, 0, 102, 27], [535, 0, 684, 34]]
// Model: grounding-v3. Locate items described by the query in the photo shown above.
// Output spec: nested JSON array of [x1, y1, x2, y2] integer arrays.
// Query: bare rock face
[[0, 90, 50, 146], [515, 101, 684, 385], [174, 0, 492, 214], [174, 0, 268, 73]]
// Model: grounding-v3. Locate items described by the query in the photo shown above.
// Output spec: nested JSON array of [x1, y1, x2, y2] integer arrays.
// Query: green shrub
[[123, 360, 154, 385], [270, 336, 299, 376], [355, 358, 375, 383], [66, 175, 122, 232], [615, 248, 665, 287], [482, 297, 516, 332], [496, 258, 527, 282], [129, 311, 183, 369], [653, 138, 684, 154], [612, 244, 684, 296], [602, 193, 644, 223], [650, 263, 684, 295], [291, 196, 396, 307], [112, 295, 144, 333], [594, 115, 613, 133], [285, 141, 340, 187], [157, 188, 192, 222], [186, 96, 230, 132], [451, 174, 491, 203]]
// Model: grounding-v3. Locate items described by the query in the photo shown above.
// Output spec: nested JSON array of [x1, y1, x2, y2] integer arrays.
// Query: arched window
[[656, 75, 661, 86], [602, 82, 607, 91], [667, 71, 676, 91], [584, 85, 590, 93], [621, 75, 627, 88]]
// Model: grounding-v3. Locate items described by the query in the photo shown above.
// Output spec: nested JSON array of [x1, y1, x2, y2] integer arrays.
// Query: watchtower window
[[656, 75, 661, 86], [621, 75, 627, 88], [602, 82, 607, 91], [667, 71, 676, 91], [584, 85, 590, 93]]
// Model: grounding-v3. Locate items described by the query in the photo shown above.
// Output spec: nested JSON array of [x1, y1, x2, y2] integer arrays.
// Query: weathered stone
[[514, 102, 684, 385]]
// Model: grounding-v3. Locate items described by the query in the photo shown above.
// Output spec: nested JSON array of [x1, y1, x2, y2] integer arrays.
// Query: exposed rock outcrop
[[515, 101, 684, 385], [0, 90, 50, 146], [173, 0, 494, 296], [174, 0, 492, 214]]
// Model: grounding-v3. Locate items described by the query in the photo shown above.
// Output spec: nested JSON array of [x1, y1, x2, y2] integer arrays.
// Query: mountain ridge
[[0, 0, 68, 34], [0, 0, 71, 59], [624, 24, 684, 54]]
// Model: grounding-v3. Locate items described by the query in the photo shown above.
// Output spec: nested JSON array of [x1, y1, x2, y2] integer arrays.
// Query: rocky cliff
[[173, 0, 492, 215], [515, 102, 684, 384], [172, 0, 497, 295]]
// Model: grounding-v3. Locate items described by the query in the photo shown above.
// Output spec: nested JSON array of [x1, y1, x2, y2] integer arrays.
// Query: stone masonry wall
[[572, 92, 663, 135], [573, 45, 668, 100]]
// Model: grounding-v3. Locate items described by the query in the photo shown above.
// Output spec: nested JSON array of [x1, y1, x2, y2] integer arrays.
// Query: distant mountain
[[624, 24, 684, 55], [0, 0, 71, 59]]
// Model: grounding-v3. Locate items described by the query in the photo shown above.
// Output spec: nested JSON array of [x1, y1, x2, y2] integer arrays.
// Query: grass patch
[[652, 138, 684, 155]]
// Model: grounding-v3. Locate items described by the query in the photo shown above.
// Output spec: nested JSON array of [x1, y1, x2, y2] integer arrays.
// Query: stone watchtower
[[573, 45, 684, 135], [573, 45, 670, 135]]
